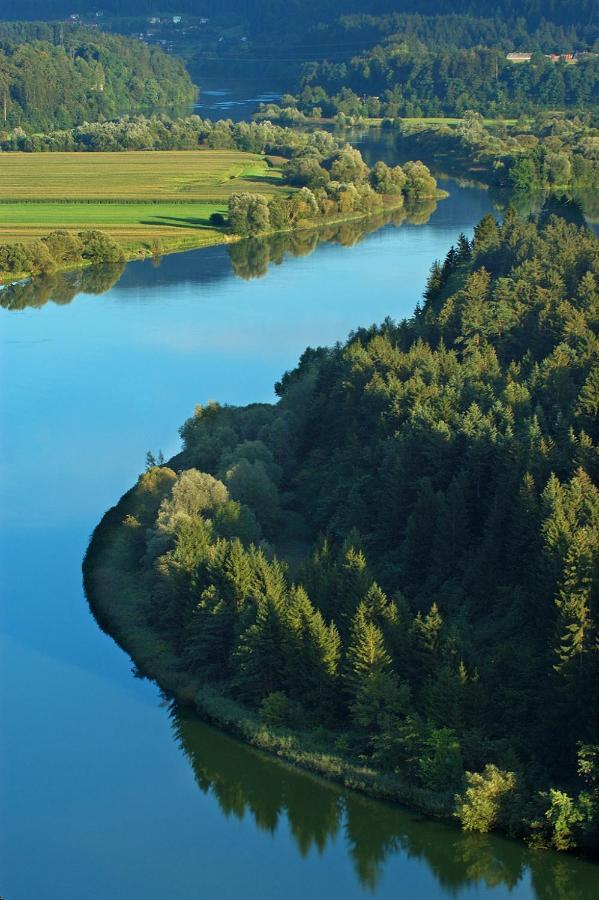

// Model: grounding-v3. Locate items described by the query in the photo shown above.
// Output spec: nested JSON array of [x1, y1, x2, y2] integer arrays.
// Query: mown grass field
[[399, 116, 518, 126], [307, 115, 518, 127], [0, 150, 286, 251]]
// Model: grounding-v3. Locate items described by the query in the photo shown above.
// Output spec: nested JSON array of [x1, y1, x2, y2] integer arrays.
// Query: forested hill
[[103, 210, 599, 852], [5, 1, 596, 31], [0, 23, 196, 131]]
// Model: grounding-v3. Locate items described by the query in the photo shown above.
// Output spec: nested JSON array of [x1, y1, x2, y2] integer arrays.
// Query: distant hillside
[[0, 23, 197, 131], [3, 1, 596, 32]]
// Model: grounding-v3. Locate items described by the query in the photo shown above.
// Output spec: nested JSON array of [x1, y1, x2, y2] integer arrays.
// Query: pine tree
[[413, 602, 443, 654], [456, 232, 471, 263], [345, 603, 392, 698], [234, 585, 288, 701], [554, 527, 596, 673], [184, 585, 235, 679], [305, 607, 342, 719], [423, 260, 443, 304], [337, 545, 372, 635], [219, 539, 254, 611], [401, 477, 439, 591], [472, 214, 500, 255]]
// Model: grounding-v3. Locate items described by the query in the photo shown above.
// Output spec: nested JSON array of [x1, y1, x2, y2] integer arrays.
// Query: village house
[[507, 51, 580, 64], [506, 52, 532, 62]]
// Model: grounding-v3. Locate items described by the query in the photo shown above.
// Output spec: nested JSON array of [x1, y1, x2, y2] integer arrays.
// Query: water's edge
[[0, 196, 424, 285], [83, 469, 584, 861], [82, 477, 467, 821]]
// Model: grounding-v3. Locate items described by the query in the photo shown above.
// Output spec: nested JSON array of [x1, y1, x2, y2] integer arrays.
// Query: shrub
[[260, 692, 288, 725], [454, 765, 517, 833], [79, 230, 125, 264], [544, 790, 584, 851]]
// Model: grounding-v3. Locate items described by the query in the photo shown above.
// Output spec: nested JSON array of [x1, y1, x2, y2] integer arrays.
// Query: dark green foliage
[[0, 227, 124, 278], [0, 23, 196, 131], [391, 114, 599, 196], [129, 212, 598, 852]]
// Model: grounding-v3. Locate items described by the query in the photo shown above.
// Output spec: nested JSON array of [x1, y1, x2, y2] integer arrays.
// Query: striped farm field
[[0, 149, 288, 251], [0, 150, 283, 200]]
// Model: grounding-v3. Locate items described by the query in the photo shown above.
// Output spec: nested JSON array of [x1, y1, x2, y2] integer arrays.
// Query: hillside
[[5, 2, 597, 31], [0, 23, 196, 131]]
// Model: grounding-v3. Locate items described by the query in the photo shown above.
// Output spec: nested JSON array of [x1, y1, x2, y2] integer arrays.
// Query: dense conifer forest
[[294, 50, 599, 119], [0, 23, 196, 130], [88, 210, 599, 853]]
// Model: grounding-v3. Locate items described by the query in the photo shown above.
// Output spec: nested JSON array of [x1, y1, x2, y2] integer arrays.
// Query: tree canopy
[[0, 23, 196, 131], [114, 209, 599, 854]]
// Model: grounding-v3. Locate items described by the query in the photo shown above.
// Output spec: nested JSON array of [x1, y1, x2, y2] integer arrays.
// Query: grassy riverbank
[[83, 481, 454, 821], [0, 194, 439, 285], [0, 148, 444, 283]]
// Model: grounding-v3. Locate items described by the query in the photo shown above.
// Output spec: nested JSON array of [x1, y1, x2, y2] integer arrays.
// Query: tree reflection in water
[[228, 201, 438, 281], [0, 263, 126, 310], [170, 705, 597, 899], [0, 201, 437, 311]]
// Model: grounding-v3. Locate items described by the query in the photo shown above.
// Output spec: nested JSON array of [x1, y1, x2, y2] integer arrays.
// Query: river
[[1, 168, 598, 898]]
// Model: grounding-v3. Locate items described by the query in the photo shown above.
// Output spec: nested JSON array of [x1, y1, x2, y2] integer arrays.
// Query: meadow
[[0, 150, 286, 251]]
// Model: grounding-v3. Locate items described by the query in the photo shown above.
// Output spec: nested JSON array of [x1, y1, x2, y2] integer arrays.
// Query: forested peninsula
[[85, 210, 599, 855]]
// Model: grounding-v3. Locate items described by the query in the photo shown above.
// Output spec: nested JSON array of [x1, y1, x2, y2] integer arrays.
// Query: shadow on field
[[242, 174, 283, 187], [142, 215, 215, 230]]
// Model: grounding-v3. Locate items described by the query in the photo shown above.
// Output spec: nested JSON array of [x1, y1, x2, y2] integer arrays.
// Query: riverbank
[[0, 194, 442, 285], [83, 480, 456, 823], [82, 206, 599, 860]]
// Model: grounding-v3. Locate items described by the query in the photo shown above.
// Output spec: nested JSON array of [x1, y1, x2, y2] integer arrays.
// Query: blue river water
[[1, 177, 597, 899]]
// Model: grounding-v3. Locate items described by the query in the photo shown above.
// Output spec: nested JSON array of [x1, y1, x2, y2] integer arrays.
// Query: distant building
[[506, 52, 532, 63], [172, 16, 182, 24]]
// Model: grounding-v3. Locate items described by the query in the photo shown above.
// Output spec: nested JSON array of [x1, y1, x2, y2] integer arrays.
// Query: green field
[[399, 116, 518, 126], [0, 150, 287, 251], [306, 115, 519, 127]]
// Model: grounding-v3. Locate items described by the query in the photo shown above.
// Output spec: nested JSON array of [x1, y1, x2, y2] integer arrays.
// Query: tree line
[[393, 111, 599, 194], [226, 147, 438, 236], [0, 229, 124, 280], [0, 114, 348, 154], [118, 208, 598, 853], [7, 1, 597, 31], [290, 49, 599, 120]]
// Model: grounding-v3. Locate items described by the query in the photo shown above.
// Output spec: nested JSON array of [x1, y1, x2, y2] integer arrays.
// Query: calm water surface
[[1, 178, 597, 899]]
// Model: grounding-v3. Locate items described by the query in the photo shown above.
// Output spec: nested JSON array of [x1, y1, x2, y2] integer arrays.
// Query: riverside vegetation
[[390, 112, 599, 196], [85, 210, 599, 856], [0, 120, 440, 280], [0, 205, 437, 311], [256, 108, 599, 200]]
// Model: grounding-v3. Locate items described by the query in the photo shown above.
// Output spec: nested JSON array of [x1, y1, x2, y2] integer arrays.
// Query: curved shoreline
[[83, 479, 455, 821], [0, 194, 440, 286]]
